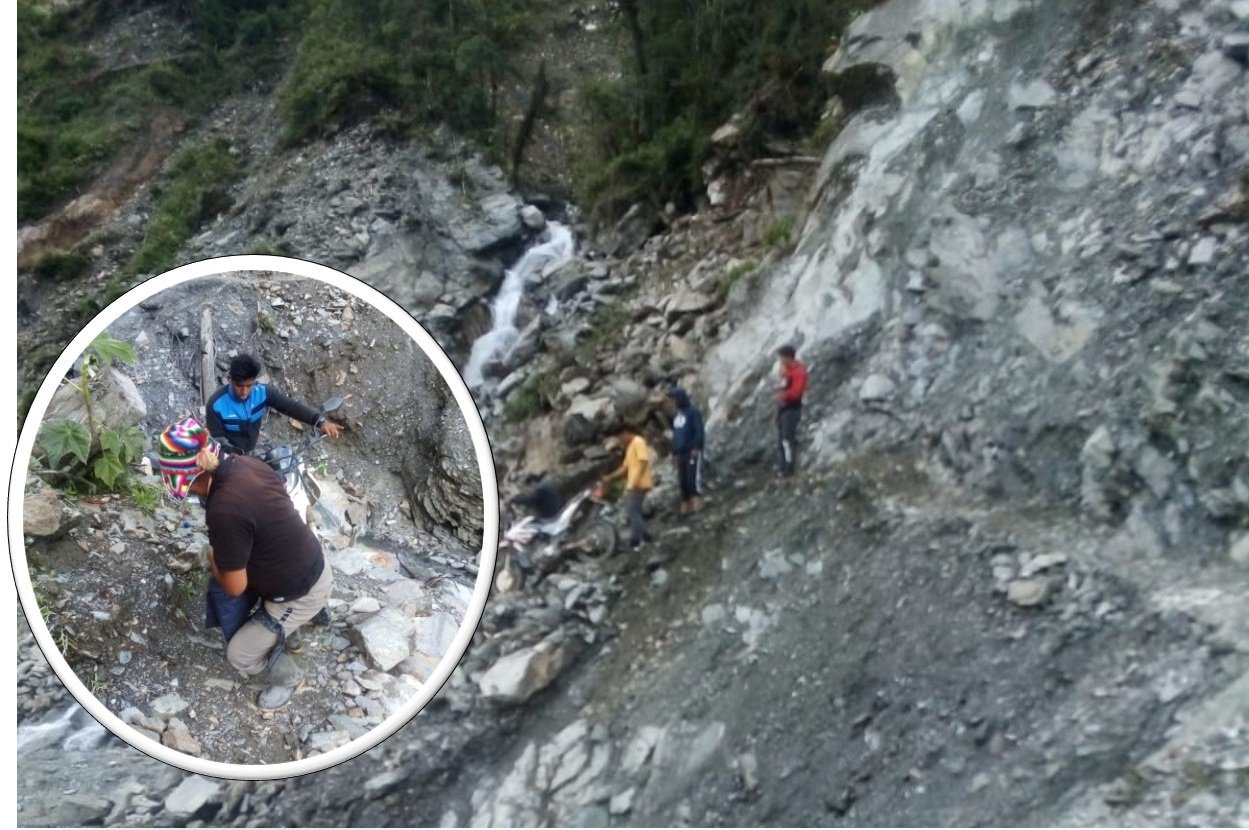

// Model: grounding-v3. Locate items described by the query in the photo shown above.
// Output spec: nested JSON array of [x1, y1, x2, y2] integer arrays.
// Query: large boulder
[[43, 367, 146, 431]]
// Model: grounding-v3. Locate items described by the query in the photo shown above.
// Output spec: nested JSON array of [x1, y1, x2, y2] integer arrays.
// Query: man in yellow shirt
[[601, 426, 654, 550]]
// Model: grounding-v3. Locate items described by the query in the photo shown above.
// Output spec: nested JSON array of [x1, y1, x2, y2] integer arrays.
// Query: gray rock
[[609, 788, 636, 816], [1174, 89, 1203, 109], [477, 635, 577, 704], [1188, 236, 1217, 266], [1008, 79, 1056, 109], [860, 374, 897, 403], [451, 193, 523, 253], [1221, 33, 1249, 66], [1135, 446, 1176, 500], [521, 205, 547, 231], [1020, 552, 1069, 577], [57, 795, 114, 825], [351, 607, 415, 671], [43, 367, 147, 432], [163, 775, 221, 818], [23, 490, 63, 537], [1007, 579, 1050, 607], [1228, 534, 1249, 565], [350, 596, 382, 615], [162, 727, 202, 756], [149, 693, 190, 718]]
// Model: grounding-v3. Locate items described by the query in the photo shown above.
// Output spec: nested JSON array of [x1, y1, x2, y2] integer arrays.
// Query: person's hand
[[320, 420, 342, 439]]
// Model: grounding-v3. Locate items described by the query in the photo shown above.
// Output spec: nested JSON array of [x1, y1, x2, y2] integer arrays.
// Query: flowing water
[[463, 222, 574, 388]]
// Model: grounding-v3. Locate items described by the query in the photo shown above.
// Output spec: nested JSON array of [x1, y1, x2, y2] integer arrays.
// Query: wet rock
[[57, 795, 114, 825], [521, 205, 546, 231], [451, 193, 523, 253]]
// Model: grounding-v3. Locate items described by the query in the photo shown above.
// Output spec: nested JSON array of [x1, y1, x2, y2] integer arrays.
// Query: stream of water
[[463, 222, 574, 388]]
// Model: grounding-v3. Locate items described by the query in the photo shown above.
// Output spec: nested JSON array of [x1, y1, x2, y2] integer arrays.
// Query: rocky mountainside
[[15, 0, 1249, 826]]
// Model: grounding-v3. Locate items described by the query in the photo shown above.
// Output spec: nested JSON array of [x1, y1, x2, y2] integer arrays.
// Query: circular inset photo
[[11, 256, 497, 778]]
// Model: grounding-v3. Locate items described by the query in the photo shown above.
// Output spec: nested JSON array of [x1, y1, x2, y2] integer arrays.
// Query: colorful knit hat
[[157, 417, 221, 501]]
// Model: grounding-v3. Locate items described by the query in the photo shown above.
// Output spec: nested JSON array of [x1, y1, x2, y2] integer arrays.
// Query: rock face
[[15, 0, 1249, 827]]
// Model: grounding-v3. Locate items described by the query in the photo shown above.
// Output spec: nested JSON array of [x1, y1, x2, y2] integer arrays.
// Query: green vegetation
[[34, 334, 146, 494], [504, 370, 559, 423], [120, 138, 243, 282], [31, 249, 91, 282], [583, 301, 631, 354], [578, 0, 875, 220], [278, 0, 543, 148], [717, 258, 758, 300], [17, 0, 295, 223], [128, 480, 163, 513], [763, 215, 797, 249]]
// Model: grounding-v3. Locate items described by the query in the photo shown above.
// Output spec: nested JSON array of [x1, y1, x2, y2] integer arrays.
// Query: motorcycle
[[256, 396, 344, 526], [499, 483, 619, 587], [214, 396, 344, 526]]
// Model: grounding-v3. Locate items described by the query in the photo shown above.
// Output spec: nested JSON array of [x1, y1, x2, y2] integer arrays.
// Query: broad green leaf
[[117, 426, 146, 463], [99, 426, 123, 458], [88, 334, 136, 366], [92, 453, 125, 490], [40, 420, 90, 466]]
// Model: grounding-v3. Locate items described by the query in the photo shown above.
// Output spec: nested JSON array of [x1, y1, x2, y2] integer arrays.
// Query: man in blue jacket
[[667, 385, 705, 518], [205, 354, 341, 455]]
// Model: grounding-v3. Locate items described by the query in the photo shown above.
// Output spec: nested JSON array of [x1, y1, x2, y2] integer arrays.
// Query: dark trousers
[[625, 489, 649, 547], [777, 406, 801, 475], [676, 452, 702, 500]]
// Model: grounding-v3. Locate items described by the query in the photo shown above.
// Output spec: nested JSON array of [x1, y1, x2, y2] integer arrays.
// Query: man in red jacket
[[775, 344, 808, 477]]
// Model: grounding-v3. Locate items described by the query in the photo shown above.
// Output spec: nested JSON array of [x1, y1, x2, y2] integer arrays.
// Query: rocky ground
[[19, 275, 481, 768], [15, 0, 1249, 826]]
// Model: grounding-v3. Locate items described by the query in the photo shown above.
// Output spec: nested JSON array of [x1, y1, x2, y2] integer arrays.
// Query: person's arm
[[206, 546, 248, 597], [207, 510, 253, 597], [204, 390, 227, 443], [265, 387, 339, 436], [690, 410, 705, 455]]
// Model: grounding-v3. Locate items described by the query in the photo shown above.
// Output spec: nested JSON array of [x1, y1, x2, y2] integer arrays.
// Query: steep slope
[[16, 0, 1249, 826]]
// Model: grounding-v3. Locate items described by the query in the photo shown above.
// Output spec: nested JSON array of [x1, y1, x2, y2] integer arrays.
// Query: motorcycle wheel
[[575, 519, 618, 558]]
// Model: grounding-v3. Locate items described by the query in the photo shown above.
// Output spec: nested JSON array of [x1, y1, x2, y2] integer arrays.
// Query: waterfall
[[18, 702, 111, 753], [463, 222, 574, 388]]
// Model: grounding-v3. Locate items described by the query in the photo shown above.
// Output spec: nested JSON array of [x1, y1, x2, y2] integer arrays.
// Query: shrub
[[34, 334, 146, 494], [32, 249, 91, 282], [122, 138, 243, 280], [763, 216, 797, 249]]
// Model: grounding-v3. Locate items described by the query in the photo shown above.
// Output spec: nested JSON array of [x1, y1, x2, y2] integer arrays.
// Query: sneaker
[[310, 608, 331, 627], [285, 630, 304, 654]]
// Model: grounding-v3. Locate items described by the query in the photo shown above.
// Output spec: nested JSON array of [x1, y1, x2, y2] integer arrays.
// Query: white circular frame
[[10, 255, 499, 779]]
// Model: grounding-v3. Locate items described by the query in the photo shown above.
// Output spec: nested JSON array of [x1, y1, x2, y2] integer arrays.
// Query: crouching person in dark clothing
[[158, 417, 333, 712]]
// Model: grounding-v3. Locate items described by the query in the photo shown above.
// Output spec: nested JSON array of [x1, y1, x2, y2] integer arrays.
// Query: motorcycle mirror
[[321, 396, 345, 414]]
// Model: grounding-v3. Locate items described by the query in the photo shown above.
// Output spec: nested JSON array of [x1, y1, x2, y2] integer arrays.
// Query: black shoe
[[311, 608, 331, 627]]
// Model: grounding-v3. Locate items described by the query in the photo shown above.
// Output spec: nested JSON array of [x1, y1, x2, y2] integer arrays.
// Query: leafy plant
[[128, 480, 163, 513], [35, 333, 145, 494]]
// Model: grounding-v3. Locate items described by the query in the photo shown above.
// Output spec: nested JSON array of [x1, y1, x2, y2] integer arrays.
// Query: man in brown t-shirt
[[158, 417, 333, 712]]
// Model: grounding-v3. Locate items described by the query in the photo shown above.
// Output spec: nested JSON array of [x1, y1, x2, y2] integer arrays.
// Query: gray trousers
[[226, 562, 333, 676], [777, 407, 801, 475], [625, 489, 649, 547]]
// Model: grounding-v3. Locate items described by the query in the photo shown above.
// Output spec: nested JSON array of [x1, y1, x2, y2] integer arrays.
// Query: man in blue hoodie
[[667, 385, 705, 518]]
